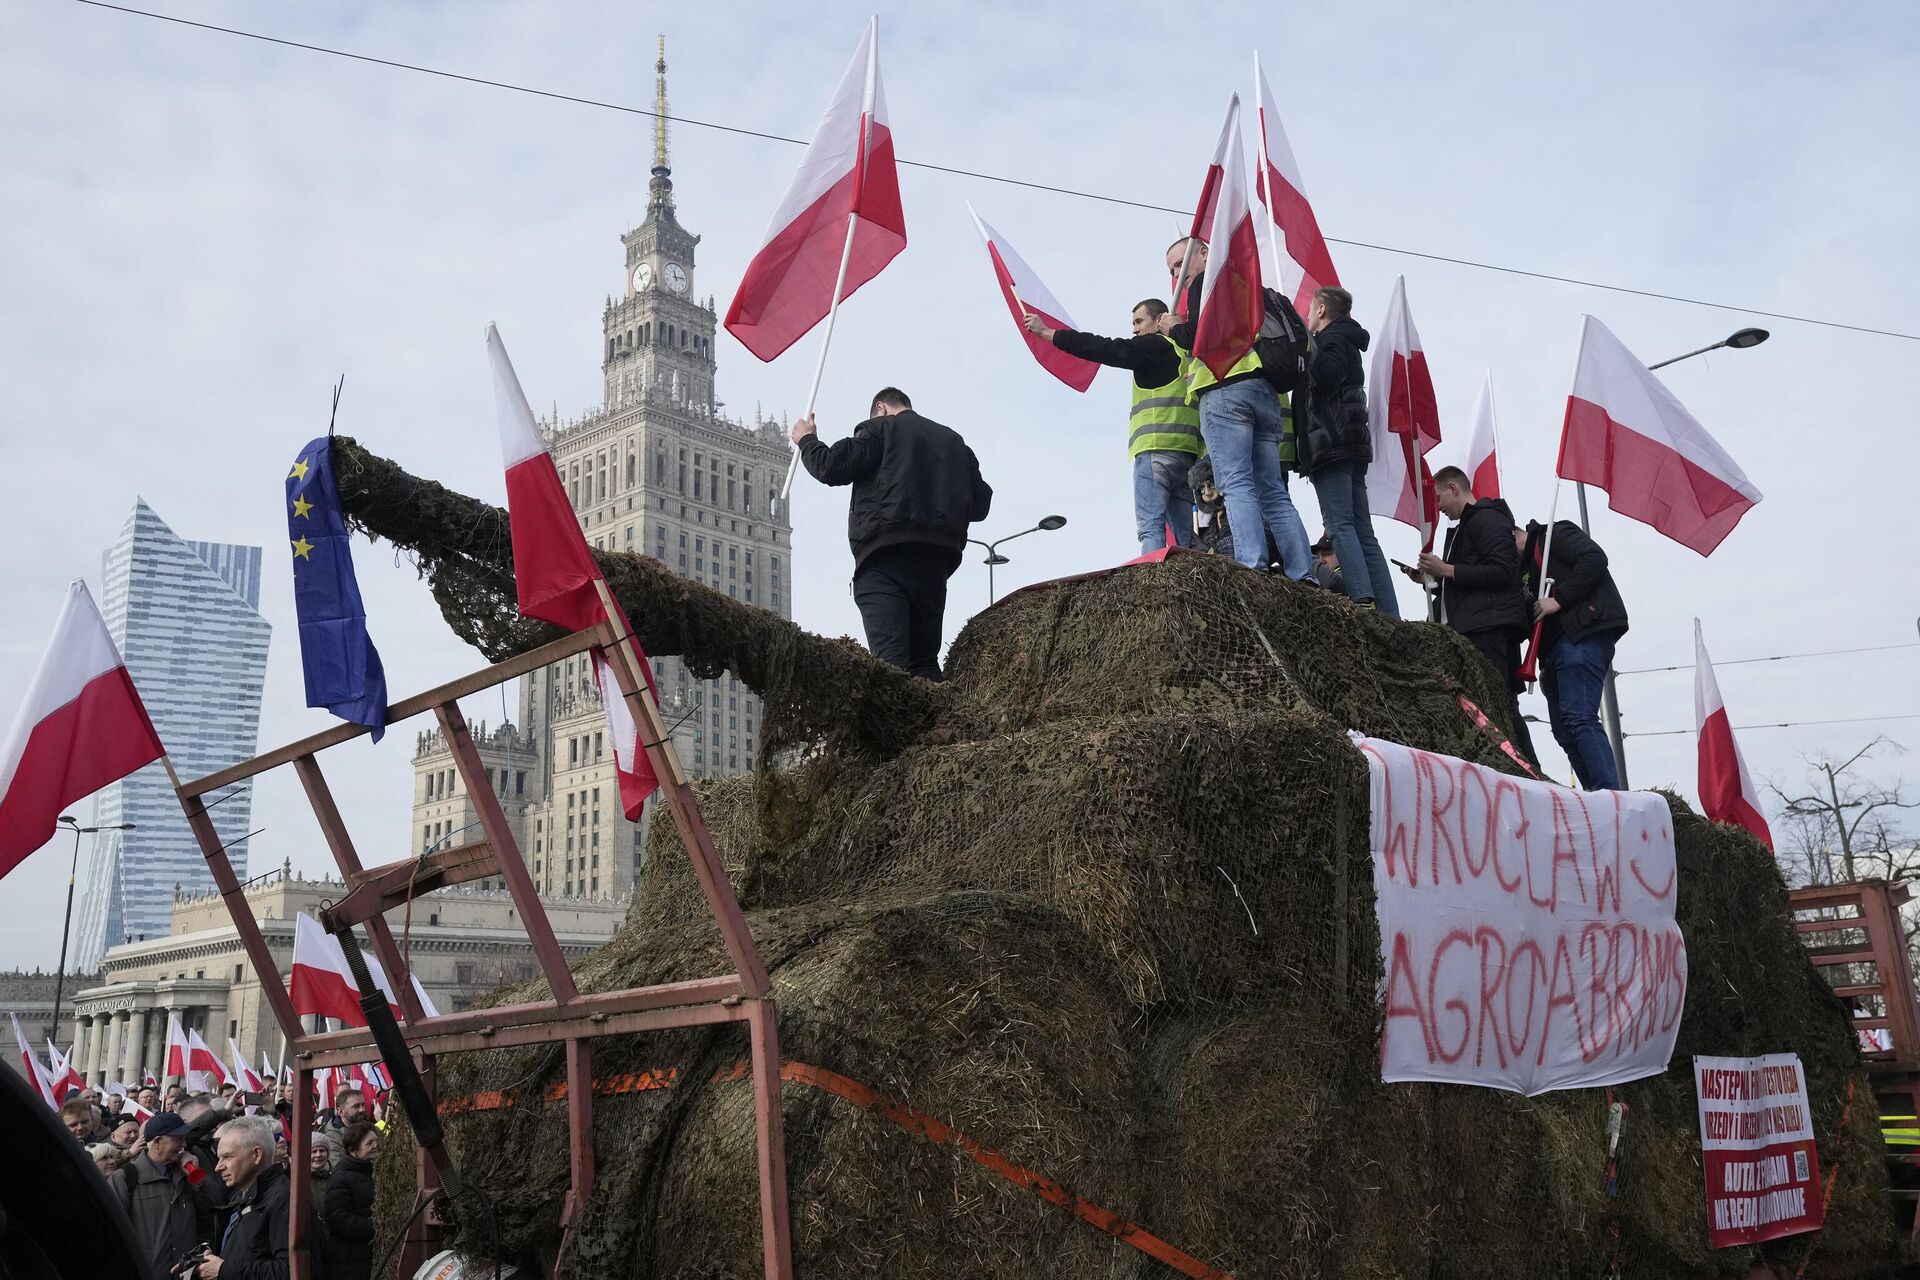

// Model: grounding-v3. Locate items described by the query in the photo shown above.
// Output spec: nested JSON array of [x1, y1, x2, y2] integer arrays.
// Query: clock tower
[[603, 38, 715, 415]]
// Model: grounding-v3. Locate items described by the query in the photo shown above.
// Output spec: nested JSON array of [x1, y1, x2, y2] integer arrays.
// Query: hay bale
[[340, 446, 1891, 1278]]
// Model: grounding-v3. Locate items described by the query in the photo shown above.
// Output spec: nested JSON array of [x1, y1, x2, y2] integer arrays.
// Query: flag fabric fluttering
[[260, 1051, 276, 1092], [1191, 96, 1264, 382], [289, 912, 438, 1027], [1250, 52, 1339, 314], [1694, 620, 1773, 850], [287, 436, 388, 739], [967, 205, 1097, 393], [164, 1013, 188, 1082], [1558, 315, 1762, 555], [185, 1028, 226, 1091], [44, 1041, 84, 1104], [0, 581, 165, 881], [724, 17, 905, 363], [11, 1016, 55, 1107], [1465, 372, 1502, 500], [1365, 276, 1443, 549], [490, 324, 660, 818], [229, 1039, 264, 1092]]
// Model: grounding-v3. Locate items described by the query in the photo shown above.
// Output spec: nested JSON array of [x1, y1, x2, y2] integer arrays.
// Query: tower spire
[[652, 35, 669, 177]]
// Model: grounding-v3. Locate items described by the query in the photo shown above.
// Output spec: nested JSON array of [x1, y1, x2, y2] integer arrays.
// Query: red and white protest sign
[[1356, 733, 1688, 1095], [1694, 1053, 1823, 1247]]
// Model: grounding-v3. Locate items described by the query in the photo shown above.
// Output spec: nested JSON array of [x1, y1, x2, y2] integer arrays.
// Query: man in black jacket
[[1414, 466, 1536, 765], [1300, 286, 1397, 615], [1023, 300, 1200, 555], [1518, 519, 1629, 790], [794, 388, 993, 680], [193, 1114, 289, 1278]]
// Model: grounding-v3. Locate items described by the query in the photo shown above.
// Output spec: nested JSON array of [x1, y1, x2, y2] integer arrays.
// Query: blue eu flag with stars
[[287, 436, 388, 739]]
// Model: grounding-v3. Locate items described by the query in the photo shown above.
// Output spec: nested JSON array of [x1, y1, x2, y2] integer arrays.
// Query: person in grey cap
[[110, 1111, 214, 1280]]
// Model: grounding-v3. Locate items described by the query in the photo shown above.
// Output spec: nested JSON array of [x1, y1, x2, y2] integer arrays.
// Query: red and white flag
[[967, 205, 1097, 393], [1465, 371, 1502, 500], [1559, 315, 1762, 555], [1366, 276, 1443, 548], [44, 1040, 84, 1104], [724, 18, 905, 362], [0, 582, 165, 881], [185, 1028, 227, 1090], [143, 1069, 156, 1087], [163, 1013, 188, 1082], [1694, 621, 1773, 850], [1191, 96, 1264, 382], [490, 324, 659, 817], [228, 1039, 264, 1092], [11, 1015, 55, 1107], [126, 1096, 155, 1125], [289, 912, 439, 1028], [260, 1051, 276, 1091], [1250, 52, 1339, 314]]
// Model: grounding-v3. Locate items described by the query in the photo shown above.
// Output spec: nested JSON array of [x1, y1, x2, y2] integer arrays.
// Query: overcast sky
[[3, 1, 1917, 973]]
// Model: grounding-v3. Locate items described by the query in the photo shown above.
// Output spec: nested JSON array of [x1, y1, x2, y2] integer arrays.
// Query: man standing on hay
[[793, 387, 993, 680]]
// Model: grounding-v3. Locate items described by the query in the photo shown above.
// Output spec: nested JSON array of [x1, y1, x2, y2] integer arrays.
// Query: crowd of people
[[794, 240, 1630, 789], [59, 1079, 387, 1279]]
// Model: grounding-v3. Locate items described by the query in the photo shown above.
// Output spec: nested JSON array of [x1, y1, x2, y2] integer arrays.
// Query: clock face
[[665, 263, 688, 293], [632, 263, 653, 291]]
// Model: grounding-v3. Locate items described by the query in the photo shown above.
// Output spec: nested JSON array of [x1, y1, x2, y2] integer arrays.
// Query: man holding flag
[[1518, 517, 1629, 790], [1023, 300, 1201, 555]]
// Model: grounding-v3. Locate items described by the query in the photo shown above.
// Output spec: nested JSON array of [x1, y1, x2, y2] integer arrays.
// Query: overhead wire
[[1625, 713, 1920, 739], [59, 0, 1920, 345], [1615, 640, 1920, 676]]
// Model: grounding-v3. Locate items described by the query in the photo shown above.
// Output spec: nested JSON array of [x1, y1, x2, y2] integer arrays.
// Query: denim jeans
[[1309, 460, 1400, 618], [1541, 634, 1620, 789], [1197, 380, 1311, 576], [1132, 449, 1196, 555]]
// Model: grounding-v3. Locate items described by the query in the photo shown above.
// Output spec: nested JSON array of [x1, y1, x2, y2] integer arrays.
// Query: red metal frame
[[167, 618, 794, 1280]]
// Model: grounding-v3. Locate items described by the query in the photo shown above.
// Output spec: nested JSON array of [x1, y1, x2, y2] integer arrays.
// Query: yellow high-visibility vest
[[1128, 336, 1204, 459]]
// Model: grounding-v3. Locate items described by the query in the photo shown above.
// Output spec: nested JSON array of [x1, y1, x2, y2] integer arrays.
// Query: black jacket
[[1166, 276, 1267, 395], [1048, 329, 1181, 389], [217, 1162, 291, 1280], [1522, 520, 1629, 650], [799, 410, 992, 568], [320, 1155, 374, 1280], [1298, 316, 1372, 474], [1439, 498, 1529, 637]]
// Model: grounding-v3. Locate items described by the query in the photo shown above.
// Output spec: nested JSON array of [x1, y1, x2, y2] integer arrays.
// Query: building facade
[[411, 43, 793, 903], [64, 861, 625, 1087], [74, 499, 271, 969], [0, 969, 100, 1091]]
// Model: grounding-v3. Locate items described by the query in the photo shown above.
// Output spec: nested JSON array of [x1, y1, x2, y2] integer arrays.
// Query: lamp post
[[1581, 327, 1769, 788], [967, 515, 1068, 604], [52, 815, 135, 1031]]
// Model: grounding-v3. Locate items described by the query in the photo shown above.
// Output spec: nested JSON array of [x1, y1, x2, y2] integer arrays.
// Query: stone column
[[101, 1012, 124, 1088], [72, 1013, 93, 1083], [121, 1008, 149, 1088], [146, 1014, 168, 1086]]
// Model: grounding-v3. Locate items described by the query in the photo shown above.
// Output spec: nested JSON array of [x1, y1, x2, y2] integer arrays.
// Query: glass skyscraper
[[74, 499, 270, 968]]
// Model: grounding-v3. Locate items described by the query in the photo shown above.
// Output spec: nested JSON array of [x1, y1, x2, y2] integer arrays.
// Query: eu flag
[[287, 436, 388, 739]]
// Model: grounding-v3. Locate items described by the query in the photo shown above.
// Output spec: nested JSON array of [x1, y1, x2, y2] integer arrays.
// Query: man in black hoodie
[[1414, 466, 1536, 765], [1517, 519, 1629, 790], [1300, 287, 1397, 615], [794, 388, 993, 681]]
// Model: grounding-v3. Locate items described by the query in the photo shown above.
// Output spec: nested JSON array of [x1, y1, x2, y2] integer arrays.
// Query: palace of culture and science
[[410, 43, 793, 902]]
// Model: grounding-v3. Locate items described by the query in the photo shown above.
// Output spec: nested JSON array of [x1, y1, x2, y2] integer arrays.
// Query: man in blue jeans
[[1157, 238, 1311, 577], [1299, 286, 1399, 615], [1518, 518, 1629, 789]]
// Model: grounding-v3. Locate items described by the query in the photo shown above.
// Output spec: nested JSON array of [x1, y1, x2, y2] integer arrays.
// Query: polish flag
[[1182, 102, 1237, 277], [1250, 52, 1339, 314], [0, 582, 164, 881], [1558, 316, 1762, 555], [1465, 371, 1502, 500], [314, 1066, 334, 1110], [289, 912, 439, 1027], [260, 1051, 276, 1091], [125, 1096, 155, 1125], [44, 1041, 84, 1104], [185, 1029, 227, 1090], [11, 1015, 55, 1107], [143, 1069, 156, 1087], [163, 1013, 189, 1082], [229, 1039, 264, 1092], [1694, 621, 1773, 850], [1366, 276, 1443, 547], [490, 324, 659, 817], [1191, 96, 1264, 382], [967, 205, 1097, 393], [724, 18, 905, 362]]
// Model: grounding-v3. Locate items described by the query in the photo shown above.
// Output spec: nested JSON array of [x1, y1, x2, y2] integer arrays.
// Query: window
[[456, 963, 475, 985], [234, 964, 244, 982], [594, 732, 604, 759], [626, 454, 636, 487], [569, 738, 579, 765], [516, 771, 526, 795]]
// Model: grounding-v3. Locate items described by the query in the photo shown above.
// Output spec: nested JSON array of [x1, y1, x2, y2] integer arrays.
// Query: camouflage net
[[337, 439, 1892, 1278]]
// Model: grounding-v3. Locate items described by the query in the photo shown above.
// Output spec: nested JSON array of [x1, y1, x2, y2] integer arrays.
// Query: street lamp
[[967, 515, 1068, 603], [1586, 327, 1771, 787], [52, 816, 135, 1032]]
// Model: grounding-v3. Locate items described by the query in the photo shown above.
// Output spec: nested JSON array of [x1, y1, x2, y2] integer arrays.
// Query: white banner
[[1355, 733, 1688, 1095]]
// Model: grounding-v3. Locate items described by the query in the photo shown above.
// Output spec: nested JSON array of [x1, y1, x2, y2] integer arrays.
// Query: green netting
[[335, 440, 1892, 1279]]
